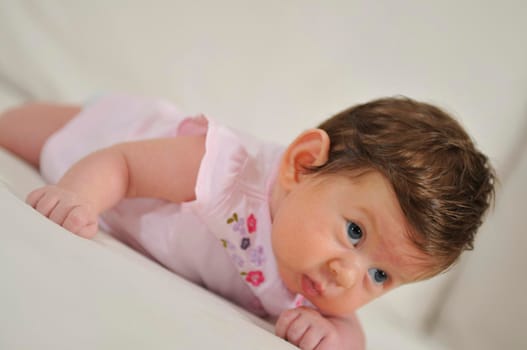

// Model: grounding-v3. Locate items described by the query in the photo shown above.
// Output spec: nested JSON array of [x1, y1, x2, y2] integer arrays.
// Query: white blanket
[[0, 149, 446, 349]]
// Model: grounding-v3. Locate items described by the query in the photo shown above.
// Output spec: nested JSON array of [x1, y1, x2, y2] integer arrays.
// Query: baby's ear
[[278, 128, 330, 189]]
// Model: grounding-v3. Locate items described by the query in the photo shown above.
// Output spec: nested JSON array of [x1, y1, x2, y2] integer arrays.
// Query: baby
[[0, 94, 495, 349]]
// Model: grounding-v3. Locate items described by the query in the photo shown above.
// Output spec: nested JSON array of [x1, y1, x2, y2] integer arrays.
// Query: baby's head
[[311, 96, 496, 277], [270, 96, 495, 315]]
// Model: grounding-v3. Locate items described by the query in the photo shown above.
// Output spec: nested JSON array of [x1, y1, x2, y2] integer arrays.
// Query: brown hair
[[309, 96, 496, 278]]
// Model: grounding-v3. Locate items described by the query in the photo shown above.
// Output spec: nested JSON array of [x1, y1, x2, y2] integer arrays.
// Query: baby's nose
[[328, 259, 358, 288]]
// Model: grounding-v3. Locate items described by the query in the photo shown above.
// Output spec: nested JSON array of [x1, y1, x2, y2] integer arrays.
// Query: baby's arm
[[276, 308, 365, 350], [26, 136, 206, 237]]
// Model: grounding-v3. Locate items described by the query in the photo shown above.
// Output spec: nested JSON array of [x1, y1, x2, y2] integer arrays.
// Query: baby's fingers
[[276, 308, 335, 350], [299, 326, 327, 350], [76, 222, 98, 239], [277, 309, 314, 345], [63, 206, 98, 238], [26, 188, 59, 217], [26, 186, 98, 239], [276, 308, 301, 340], [26, 188, 45, 207]]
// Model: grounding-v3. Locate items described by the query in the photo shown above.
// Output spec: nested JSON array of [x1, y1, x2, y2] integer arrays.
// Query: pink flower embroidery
[[246, 270, 265, 287], [247, 213, 257, 233]]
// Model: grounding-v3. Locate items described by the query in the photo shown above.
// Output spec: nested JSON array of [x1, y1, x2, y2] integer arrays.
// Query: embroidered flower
[[221, 239, 237, 252], [247, 213, 257, 233], [245, 270, 265, 286], [227, 212, 255, 236], [248, 245, 265, 266], [233, 218, 247, 235], [231, 254, 245, 268], [240, 237, 251, 250]]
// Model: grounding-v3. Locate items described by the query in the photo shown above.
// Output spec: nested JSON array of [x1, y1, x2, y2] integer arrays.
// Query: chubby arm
[[26, 136, 206, 237], [276, 307, 365, 350]]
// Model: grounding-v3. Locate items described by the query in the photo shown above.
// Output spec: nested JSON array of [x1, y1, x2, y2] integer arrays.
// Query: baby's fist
[[26, 185, 98, 238], [276, 307, 341, 350]]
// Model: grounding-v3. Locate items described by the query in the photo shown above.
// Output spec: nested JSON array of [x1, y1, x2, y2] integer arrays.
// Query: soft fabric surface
[[0, 149, 446, 349]]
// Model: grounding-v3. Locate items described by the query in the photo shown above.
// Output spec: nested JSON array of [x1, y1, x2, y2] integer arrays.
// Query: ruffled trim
[[193, 118, 249, 216]]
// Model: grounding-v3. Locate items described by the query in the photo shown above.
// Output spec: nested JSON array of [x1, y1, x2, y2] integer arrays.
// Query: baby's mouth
[[301, 274, 325, 297]]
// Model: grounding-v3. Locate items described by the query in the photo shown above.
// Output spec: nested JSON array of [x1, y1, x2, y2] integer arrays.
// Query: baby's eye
[[368, 268, 388, 285], [346, 221, 363, 246]]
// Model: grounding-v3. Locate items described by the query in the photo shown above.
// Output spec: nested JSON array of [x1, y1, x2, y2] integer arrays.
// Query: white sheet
[[0, 149, 447, 349], [0, 170, 291, 349]]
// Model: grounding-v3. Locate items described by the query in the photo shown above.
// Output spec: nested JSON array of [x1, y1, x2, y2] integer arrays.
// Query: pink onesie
[[40, 94, 305, 317]]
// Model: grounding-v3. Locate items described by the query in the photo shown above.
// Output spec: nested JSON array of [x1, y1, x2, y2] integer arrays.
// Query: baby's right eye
[[346, 221, 363, 246]]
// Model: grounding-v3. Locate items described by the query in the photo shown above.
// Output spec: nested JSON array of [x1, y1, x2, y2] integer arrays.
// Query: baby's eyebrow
[[379, 247, 425, 284], [392, 257, 433, 284], [381, 264, 406, 285], [396, 271, 415, 285], [355, 206, 375, 229]]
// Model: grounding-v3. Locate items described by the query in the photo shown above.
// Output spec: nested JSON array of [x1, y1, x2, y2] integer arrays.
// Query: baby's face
[[271, 170, 430, 316]]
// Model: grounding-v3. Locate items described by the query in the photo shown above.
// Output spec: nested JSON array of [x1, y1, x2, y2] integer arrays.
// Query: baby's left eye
[[346, 221, 363, 246], [368, 268, 388, 285]]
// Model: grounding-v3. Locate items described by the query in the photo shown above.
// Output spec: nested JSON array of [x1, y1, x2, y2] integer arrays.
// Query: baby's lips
[[301, 275, 326, 297]]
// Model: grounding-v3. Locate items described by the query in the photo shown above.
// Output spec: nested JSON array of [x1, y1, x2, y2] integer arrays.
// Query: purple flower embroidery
[[226, 240, 236, 251], [231, 253, 245, 267], [232, 218, 247, 235], [248, 246, 265, 266]]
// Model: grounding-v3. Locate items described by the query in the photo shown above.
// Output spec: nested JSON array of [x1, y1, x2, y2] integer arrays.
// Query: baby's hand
[[276, 307, 344, 350], [26, 185, 98, 238]]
